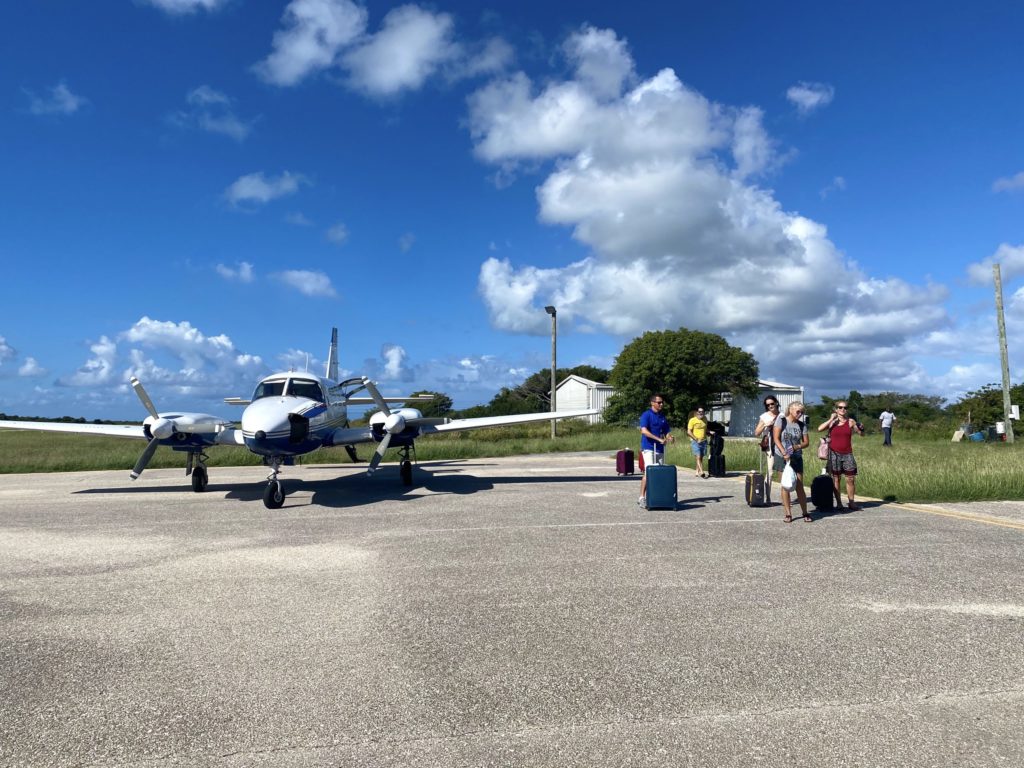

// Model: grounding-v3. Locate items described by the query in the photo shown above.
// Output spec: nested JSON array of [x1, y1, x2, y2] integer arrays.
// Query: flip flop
[[783, 514, 793, 523], [802, 512, 813, 523]]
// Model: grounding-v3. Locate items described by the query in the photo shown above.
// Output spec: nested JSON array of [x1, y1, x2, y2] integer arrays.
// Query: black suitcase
[[811, 470, 835, 510], [645, 464, 677, 509], [708, 453, 726, 477], [745, 472, 767, 507], [616, 448, 634, 475], [708, 431, 724, 457]]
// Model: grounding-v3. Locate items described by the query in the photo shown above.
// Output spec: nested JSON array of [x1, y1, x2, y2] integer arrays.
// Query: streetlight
[[544, 305, 557, 439]]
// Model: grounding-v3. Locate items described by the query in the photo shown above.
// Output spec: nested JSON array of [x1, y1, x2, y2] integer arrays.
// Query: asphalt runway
[[1, 452, 1023, 767]]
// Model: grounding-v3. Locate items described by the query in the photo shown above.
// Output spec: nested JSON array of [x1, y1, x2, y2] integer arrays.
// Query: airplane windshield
[[252, 380, 286, 400], [287, 380, 324, 401]]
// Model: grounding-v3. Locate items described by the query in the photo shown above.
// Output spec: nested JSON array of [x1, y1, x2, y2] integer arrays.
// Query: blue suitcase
[[645, 464, 677, 509]]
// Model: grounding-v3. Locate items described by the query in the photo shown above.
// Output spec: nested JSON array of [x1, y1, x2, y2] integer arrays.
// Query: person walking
[[818, 401, 865, 510], [879, 407, 896, 446], [687, 407, 708, 478], [638, 394, 674, 508], [754, 395, 781, 499], [773, 401, 811, 522]]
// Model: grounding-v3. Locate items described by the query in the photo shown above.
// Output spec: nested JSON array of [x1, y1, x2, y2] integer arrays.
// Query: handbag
[[817, 437, 830, 461], [781, 461, 796, 490]]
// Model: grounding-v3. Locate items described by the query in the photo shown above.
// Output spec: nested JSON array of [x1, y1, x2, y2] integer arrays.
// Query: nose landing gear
[[263, 457, 285, 509], [187, 451, 209, 492], [398, 444, 415, 486]]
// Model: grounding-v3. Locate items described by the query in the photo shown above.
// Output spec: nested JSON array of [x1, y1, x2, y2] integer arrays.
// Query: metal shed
[[709, 380, 805, 436], [555, 375, 614, 424]]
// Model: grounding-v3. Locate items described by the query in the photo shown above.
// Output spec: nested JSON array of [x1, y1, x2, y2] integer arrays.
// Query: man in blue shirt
[[638, 393, 674, 508]]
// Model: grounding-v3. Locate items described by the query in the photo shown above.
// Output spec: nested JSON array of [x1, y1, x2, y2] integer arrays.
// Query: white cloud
[[25, 81, 87, 116], [564, 25, 635, 100], [224, 171, 308, 207], [273, 270, 338, 298], [343, 5, 458, 96], [467, 29, 951, 395], [254, 0, 368, 87], [142, 0, 230, 14], [398, 232, 416, 252], [172, 85, 255, 141], [215, 261, 255, 282], [993, 171, 1024, 194], [18, 358, 47, 378], [285, 211, 314, 226], [820, 175, 847, 199], [326, 222, 349, 245], [58, 336, 117, 387], [786, 81, 835, 115], [0, 336, 15, 365], [965, 244, 1024, 286], [382, 344, 406, 379]]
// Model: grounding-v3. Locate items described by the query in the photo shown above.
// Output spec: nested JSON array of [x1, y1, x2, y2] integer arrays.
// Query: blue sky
[[2, 0, 1023, 419]]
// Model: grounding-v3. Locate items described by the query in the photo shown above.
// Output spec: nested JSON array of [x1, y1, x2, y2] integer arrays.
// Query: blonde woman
[[772, 401, 811, 523]]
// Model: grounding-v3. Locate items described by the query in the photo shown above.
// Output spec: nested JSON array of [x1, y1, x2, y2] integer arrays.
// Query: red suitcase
[[616, 448, 635, 475]]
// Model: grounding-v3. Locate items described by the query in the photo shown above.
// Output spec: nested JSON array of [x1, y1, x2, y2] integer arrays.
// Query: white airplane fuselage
[[240, 373, 348, 457]]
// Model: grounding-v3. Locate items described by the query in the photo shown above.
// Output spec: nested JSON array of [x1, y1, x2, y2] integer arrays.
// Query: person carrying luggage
[[773, 401, 811, 523], [638, 394, 674, 509], [818, 401, 865, 510], [754, 396, 781, 502]]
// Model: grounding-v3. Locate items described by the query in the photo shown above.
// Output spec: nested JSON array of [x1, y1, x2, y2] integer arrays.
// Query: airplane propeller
[[362, 378, 447, 475], [128, 376, 220, 479]]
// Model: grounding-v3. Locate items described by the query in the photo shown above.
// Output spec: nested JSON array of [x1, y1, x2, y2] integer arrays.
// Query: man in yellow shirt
[[687, 408, 708, 478]]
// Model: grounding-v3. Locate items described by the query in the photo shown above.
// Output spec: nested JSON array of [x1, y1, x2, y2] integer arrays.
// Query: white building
[[555, 375, 615, 424], [709, 380, 805, 436]]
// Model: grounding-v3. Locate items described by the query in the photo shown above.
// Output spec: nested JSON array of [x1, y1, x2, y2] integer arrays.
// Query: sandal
[[783, 514, 793, 523], [802, 512, 813, 523], [846, 502, 861, 511]]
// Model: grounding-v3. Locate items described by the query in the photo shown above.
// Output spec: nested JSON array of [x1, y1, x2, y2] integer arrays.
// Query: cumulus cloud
[[169, 85, 255, 141], [224, 171, 308, 207], [467, 27, 951, 394], [58, 336, 117, 387], [254, 0, 368, 86], [273, 270, 338, 297], [18, 357, 46, 378], [142, 0, 229, 13], [966, 244, 1024, 286], [25, 81, 87, 116], [215, 261, 255, 282], [993, 171, 1024, 194], [786, 81, 835, 115], [0, 336, 15, 365], [326, 222, 349, 245], [343, 5, 458, 96]]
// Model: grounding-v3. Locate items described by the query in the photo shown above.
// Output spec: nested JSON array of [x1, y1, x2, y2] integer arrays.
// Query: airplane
[[0, 329, 598, 508]]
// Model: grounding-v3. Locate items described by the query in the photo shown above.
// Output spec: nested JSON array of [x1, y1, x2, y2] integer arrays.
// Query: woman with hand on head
[[818, 400, 865, 510], [773, 401, 811, 522]]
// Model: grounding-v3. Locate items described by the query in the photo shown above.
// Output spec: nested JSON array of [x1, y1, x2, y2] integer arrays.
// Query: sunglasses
[[652, 400, 664, 405], [836, 406, 847, 410], [766, 402, 778, 407]]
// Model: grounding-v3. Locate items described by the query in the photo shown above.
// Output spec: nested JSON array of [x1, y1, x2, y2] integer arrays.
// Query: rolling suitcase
[[708, 452, 726, 477], [645, 464, 677, 510], [811, 468, 835, 511], [745, 449, 768, 507], [616, 448, 635, 475]]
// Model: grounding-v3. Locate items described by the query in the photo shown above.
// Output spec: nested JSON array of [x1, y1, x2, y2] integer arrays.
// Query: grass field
[[1, 423, 1022, 503]]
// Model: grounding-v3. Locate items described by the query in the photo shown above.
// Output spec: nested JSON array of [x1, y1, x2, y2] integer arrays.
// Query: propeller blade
[[367, 432, 392, 474], [130, 377, 159, 419], [129, 438, 160, 480], [361, 378, 391, 417]]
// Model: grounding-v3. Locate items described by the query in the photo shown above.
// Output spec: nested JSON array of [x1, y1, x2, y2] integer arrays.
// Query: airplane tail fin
[[326, 327, 339, 381]]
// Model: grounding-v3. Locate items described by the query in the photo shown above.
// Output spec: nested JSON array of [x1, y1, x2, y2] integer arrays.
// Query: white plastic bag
[[781, 461, 797, 491]]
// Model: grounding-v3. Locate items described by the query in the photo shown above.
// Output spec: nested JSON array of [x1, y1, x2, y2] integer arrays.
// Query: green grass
[[2, 424, 1022, 503]]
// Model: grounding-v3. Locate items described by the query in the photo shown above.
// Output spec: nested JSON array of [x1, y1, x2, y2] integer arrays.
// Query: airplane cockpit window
[[252, 380, 286, 400], [287, 380, 324, 401]]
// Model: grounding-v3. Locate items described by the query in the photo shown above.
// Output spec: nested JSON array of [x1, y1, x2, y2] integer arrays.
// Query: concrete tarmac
[[1, 452, 1023, 767]]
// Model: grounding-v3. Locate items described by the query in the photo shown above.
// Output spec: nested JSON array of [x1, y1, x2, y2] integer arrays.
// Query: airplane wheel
[[400, 460, 413, 486], [191, 467, 208, 493], [263, 480, 285, 509]]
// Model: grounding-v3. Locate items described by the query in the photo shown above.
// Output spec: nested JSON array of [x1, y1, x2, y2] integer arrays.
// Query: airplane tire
[[191, 467, 208, 493], [400, 460, 413, 486], [263, 481, 285, 509]]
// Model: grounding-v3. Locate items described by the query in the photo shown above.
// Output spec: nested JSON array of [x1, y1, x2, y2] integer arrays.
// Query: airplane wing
[[416, 408, 599, 435], [0, 420, 147, 439]]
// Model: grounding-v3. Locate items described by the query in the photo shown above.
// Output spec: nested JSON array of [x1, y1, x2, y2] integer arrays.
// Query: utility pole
[[544, 306, 557, 439], [994, 263, 1015, 443]]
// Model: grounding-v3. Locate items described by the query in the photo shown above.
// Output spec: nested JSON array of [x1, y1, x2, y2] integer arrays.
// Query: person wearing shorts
[[773, 401, 811, 522], [687, 408, 708, 478], [819, 400, 865, 510], [638, 394, 674, 508]]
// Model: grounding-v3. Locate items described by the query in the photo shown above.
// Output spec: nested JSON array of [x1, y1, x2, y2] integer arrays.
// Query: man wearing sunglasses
[[638, 394, 674, 508]]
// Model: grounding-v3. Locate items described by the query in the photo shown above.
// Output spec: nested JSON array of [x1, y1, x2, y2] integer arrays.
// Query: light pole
[[544, 305, 557, 439]]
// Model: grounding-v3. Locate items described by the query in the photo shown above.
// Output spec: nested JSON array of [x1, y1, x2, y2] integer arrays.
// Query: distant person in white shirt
[[879, 407, 896, 447]]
